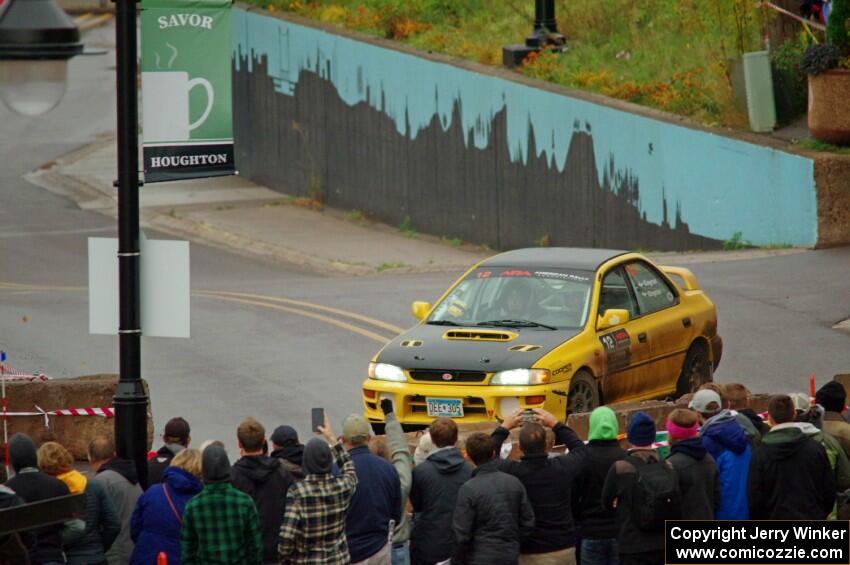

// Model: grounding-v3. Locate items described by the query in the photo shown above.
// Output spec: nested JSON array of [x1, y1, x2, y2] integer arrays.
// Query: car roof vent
[[400, 340, 423, 347], [443, 330, 517, 342], [508, 344, 542, 352]]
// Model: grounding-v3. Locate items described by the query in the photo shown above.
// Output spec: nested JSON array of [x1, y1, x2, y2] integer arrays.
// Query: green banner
[[141, 0, 233, 182]]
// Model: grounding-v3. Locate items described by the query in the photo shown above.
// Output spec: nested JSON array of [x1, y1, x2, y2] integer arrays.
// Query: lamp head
[[0, 0, 83, 116]]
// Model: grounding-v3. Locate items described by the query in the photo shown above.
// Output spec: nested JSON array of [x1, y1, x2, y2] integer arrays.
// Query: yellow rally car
[[362, 248, 722, 430]]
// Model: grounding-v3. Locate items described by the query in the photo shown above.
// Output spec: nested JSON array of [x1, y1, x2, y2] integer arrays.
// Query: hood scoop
[[400, 340, 423, 347], [508, 344, 542, 352], [443, 329, 517, 342]]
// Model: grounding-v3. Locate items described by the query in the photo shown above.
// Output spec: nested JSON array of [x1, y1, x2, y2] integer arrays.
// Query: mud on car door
[[596, 266, 651, 404]]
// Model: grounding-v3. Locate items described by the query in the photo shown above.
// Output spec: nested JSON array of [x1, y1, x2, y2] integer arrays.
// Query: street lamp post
[[113, 0, 148, 488], [0, 0, 148, 485], [502, 0, 566, 69]]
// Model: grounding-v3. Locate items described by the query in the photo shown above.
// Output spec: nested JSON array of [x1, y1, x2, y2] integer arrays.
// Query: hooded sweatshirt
[[575, 407, 627, 540], [270, 444, 305, 481], [797, 421, 850, 518], [231, 454, 294, 563], [700, 410, 751, 519], [410, 447, 473, 564], [666, 438, 718, 520], [748, 425, 835, 519], [94, 457, 143, 565]]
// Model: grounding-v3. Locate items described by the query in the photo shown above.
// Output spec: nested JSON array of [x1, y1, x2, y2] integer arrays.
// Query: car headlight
[[490, 369, 550, 385], [368, 362, 407, 382]]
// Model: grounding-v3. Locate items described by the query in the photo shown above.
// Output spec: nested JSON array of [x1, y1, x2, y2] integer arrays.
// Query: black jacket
[[147, 445, 181, 488], [451, 460, 535, 565], [666, 438, 719, 521], [601, 449, 670, 555], [748, 426, 835, 519], [410, 447, 473, 564], [270, 445, 305, 481], [574, 439, 627, 540], [491, 423, 587, 553], [0, 485, 29, 565], [231, 454, 294, 563], [738, 408, 770, 437], [5, 469, 70, 564]]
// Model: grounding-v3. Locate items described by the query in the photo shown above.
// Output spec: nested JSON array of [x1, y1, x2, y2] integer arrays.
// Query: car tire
[[676, 341, 712, 398], [567, 370, 599, 415]]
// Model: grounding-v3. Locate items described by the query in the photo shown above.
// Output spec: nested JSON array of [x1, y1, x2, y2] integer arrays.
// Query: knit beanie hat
[[627, 412, 656, 447], [816, 381, 846, 414], [302, 437, 333, 475], [588, 406, 619, 441], [201, 445, 231, 484], [271, 425, 299, 447], [9, 433, 37, 472]]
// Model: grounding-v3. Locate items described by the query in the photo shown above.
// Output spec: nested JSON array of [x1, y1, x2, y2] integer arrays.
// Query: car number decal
[[599, 329, 631, 373]]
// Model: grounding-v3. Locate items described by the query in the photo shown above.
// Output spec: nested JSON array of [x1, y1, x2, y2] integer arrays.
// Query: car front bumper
[[361, 378, 567, 426]]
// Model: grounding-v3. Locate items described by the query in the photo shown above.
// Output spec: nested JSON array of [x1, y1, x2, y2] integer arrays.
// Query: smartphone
[[522, 408, 535, 423], [311, 407, 325, 433]]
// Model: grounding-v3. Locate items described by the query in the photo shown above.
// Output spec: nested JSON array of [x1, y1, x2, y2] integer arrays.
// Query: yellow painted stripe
[[195, 289, 405, 335], [78, 13, 112, 32], [0, 281, 399, 344], [197, 293, 392, 344]]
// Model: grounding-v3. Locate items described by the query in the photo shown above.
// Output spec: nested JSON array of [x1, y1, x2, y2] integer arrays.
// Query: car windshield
[[427, 267, 594, 329]]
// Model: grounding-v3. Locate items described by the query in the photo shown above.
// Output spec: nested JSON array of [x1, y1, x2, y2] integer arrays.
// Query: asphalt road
[[2, 23, 849, 455]]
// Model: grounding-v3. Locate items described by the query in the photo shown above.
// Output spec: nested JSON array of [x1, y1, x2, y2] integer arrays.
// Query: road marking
[[195, 293, 393, 344], [0, 226, 114, 239], [0, 282, 399, 344], [195, 289, 405, 335]]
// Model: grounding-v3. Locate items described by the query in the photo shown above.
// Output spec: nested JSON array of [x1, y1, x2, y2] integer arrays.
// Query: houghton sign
[[141, 0, 234, 182]]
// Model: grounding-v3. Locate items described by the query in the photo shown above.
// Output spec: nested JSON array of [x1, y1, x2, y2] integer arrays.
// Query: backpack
[[627, 455, 681, 531]]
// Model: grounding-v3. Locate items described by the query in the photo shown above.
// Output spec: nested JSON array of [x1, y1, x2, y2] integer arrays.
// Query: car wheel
[[676, 341, 712, 397], [567, 371, 599, 415]]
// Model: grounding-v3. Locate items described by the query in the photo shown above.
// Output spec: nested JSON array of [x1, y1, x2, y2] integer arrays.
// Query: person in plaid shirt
[[181, 444, 264, 565], [278, 417, 359, 564]]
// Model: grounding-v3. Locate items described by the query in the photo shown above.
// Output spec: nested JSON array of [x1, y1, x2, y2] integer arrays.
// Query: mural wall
[[232, 8, 819, 250]]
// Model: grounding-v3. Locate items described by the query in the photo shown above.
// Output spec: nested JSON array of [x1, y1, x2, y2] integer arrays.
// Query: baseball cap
[[688, 389, 722, 414], [342, 414, 372, 442], [271, 425, 299, 447], [164, 417, 191, 442]]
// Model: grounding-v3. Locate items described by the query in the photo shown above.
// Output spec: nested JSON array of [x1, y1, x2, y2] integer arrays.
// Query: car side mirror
[[411, 301, 431, 321], [597, 308, 630, 331]]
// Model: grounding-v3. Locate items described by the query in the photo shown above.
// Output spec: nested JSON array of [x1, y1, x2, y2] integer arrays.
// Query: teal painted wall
[[233, 8, 818, 247]]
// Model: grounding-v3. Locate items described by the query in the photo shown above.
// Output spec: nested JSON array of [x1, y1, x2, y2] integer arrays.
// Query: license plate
[[426, 398, 464, 418]]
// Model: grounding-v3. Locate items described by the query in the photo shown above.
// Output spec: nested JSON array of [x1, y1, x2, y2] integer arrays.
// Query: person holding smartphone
[[278, 415, 359, 564]]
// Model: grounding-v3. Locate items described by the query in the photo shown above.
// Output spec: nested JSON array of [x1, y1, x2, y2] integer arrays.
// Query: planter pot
[[808, 69, 850, 145]]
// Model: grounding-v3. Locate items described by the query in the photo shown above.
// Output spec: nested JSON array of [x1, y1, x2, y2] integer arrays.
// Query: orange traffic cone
[[157, 552, 168, 565]]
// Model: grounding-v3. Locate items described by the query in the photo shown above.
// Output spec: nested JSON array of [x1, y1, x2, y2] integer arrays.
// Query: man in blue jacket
[[691, 389, 751, 519], [343, 413, 402, 564]]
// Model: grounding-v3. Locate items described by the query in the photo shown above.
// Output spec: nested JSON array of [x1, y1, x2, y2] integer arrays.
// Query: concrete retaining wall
[[232, 6, 838, 250]]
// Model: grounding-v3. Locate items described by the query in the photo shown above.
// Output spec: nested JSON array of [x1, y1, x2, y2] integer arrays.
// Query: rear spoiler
[[659, 266, 700, 291]]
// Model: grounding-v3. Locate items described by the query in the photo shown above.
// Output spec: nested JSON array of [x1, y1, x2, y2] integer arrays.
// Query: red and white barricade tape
[[0, 362, 51, 382], [4, 405, 115, 426]]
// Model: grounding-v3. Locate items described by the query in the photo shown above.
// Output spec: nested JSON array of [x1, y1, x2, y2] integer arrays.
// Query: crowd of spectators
[[3, 380, 850, 565]]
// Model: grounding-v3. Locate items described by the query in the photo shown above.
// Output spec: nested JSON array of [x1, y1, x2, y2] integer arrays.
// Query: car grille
[[409, 369, 488, 383], [408, 395, 488, 415]]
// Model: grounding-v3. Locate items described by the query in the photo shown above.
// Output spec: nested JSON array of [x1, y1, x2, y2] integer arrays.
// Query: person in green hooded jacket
[[573, 407, 627, 565]]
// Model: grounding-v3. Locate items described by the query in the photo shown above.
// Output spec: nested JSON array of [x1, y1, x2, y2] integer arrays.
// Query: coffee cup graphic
[[142, 71, 214, 142]]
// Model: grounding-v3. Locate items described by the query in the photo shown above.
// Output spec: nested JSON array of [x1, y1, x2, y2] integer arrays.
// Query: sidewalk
[[25, 139, 493, 276]]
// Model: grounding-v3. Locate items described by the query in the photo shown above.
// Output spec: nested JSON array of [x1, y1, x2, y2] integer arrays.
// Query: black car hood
[[377, 323, 578, 372]]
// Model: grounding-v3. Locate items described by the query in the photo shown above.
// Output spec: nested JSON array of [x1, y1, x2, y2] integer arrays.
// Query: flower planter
[[808, 69, 850, 145]]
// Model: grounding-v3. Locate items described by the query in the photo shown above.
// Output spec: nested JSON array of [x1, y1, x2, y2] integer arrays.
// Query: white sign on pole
[[88, 235, 191, 338]]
